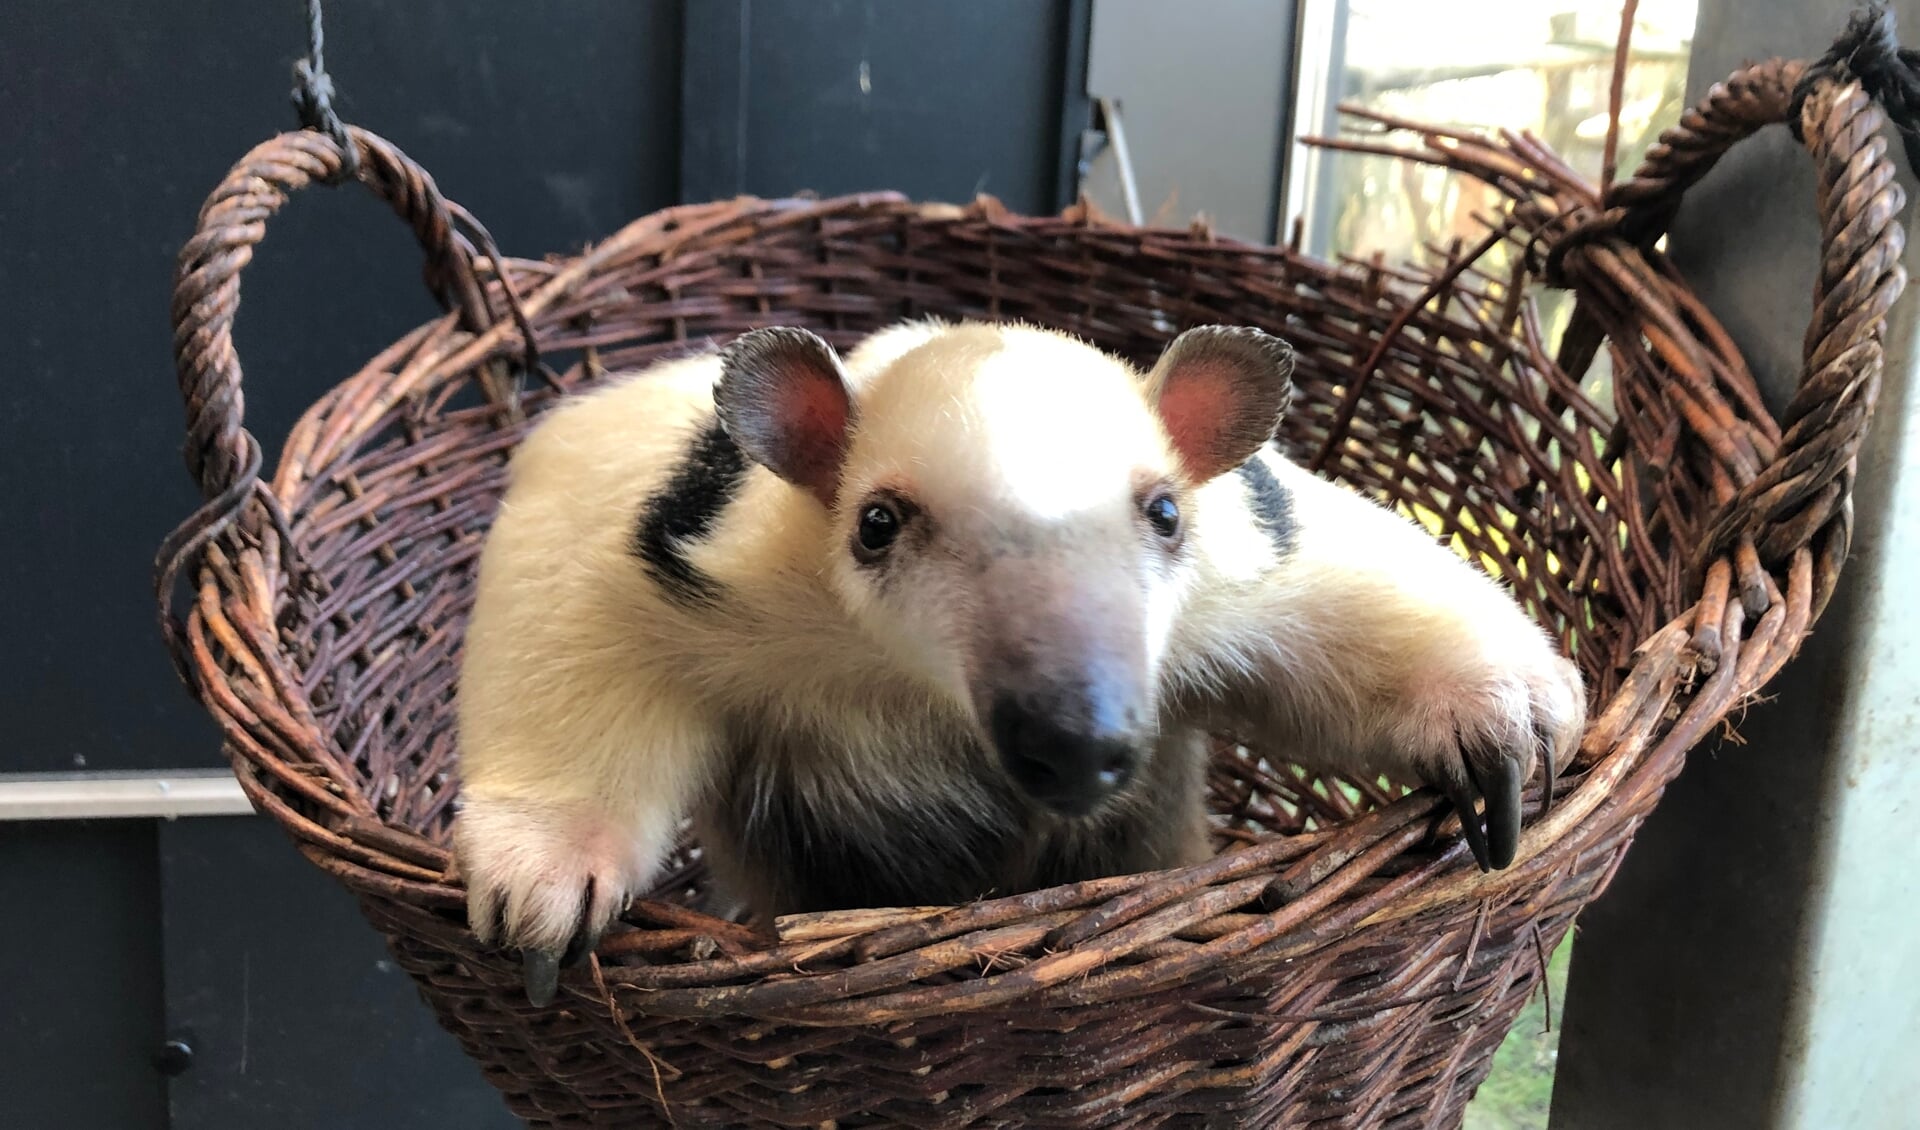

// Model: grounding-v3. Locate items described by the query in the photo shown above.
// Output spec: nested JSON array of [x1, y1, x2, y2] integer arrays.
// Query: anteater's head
[[716, 322, 1293, 817]]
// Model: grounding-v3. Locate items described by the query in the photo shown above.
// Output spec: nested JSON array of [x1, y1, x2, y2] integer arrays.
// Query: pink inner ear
[[774, 366, 852, 496], [1157, 364, 1236, 474]]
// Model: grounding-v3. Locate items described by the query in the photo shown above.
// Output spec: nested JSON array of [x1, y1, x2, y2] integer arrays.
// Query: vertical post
[[1053, 0, 1095, 213], [1549, 3, 1920, 1127], [1279, 0, 1350, 256]]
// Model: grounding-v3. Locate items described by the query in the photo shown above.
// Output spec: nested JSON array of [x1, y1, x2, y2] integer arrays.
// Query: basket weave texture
[[158, 57, 1904, 1128]]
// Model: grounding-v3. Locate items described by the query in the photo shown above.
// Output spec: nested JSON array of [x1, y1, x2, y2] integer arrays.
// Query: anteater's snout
[[989, 690, 1146, 816]]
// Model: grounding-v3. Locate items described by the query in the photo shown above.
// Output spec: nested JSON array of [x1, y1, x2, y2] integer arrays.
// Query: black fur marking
[[710, 733, 1021, 915], [1236, 452, 1296, 557], [633, 419, 748, 605], [701, 724, 1211, 918]]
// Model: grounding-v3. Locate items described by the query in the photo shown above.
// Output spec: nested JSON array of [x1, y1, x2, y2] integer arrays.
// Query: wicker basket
[[158, 55, 1903, 1128]]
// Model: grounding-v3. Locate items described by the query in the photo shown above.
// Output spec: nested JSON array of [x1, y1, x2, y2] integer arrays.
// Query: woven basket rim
[[155, 62, 1904, 1128]]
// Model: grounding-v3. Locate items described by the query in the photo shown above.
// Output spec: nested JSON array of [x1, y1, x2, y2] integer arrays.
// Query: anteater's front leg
[[1174, 450, 1585, 869], [455, 487, 724, 1005]]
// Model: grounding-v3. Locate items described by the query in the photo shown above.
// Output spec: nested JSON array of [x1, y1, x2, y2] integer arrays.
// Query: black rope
[[1791, 2, 1920, 177], [290, 0, 360, 181]]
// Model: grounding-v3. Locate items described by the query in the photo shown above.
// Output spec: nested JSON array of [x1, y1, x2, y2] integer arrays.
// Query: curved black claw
[[560, 878, 603, 969], [523, 948, 561, 1007], [1467, 756, 1524, 870], [560, 917, 602, 970], [522, 883, 609, 1007], [1438, 774, 1492, 873]]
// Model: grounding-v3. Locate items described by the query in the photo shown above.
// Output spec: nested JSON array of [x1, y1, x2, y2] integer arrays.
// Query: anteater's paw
[[454, 794, 654, 1006], [1389, 636, 1585, 871]]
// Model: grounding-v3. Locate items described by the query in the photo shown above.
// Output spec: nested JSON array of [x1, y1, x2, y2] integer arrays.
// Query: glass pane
[[1297, 0, 1698, 267]]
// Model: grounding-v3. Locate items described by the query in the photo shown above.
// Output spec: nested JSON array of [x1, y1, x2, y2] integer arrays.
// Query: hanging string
[[290, 0, 360, 180]]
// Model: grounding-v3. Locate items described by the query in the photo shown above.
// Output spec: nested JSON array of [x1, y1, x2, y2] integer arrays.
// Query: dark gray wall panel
[[0, 0, 684, 774], [159, 818, 519, 1130], [0, 821, 167, 1130], [683, 0, 1082, 213]]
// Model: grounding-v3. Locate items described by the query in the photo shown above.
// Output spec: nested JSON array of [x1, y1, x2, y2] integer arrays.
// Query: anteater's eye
[[855, 501, 903, 557], [1144, 493, 1181, 540]]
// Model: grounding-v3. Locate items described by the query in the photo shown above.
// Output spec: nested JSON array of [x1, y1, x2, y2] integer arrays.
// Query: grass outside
[[1462, 930, 1575, 1130]]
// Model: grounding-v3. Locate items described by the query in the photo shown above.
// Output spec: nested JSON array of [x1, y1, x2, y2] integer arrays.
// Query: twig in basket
[[776, 905, 948, 943], [1308, 219, 1519, 475], [1603, 0, 1642, 192], [1532, 919, 1555, 1034], [589, 954, 681, 1124]]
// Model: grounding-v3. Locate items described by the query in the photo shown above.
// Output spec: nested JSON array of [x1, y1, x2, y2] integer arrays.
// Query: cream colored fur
[[454, 321, 1584, 953], [1172, 457, 1585, 784]]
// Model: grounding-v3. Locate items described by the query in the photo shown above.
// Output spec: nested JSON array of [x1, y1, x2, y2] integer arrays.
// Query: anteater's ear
[[716, 327, 856, 507], [1144, 326, 1294, 482]]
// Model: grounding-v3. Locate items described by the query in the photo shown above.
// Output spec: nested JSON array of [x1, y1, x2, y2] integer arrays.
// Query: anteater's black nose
[[989, 695, 1141, 816]]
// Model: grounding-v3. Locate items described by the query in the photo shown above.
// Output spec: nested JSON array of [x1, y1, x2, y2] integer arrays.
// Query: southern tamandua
[[453, 320, 1586, 1004]]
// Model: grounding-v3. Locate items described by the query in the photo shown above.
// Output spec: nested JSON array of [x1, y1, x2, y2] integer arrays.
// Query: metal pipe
[[0, 770, 252, 821]]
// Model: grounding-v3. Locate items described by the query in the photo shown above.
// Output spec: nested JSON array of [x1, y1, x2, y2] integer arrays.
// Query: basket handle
[[158, 127, 518, 674], [1573, 25, 1910, 579], [169, 126, 504, 505], [1723, 63, 1908, 572]]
